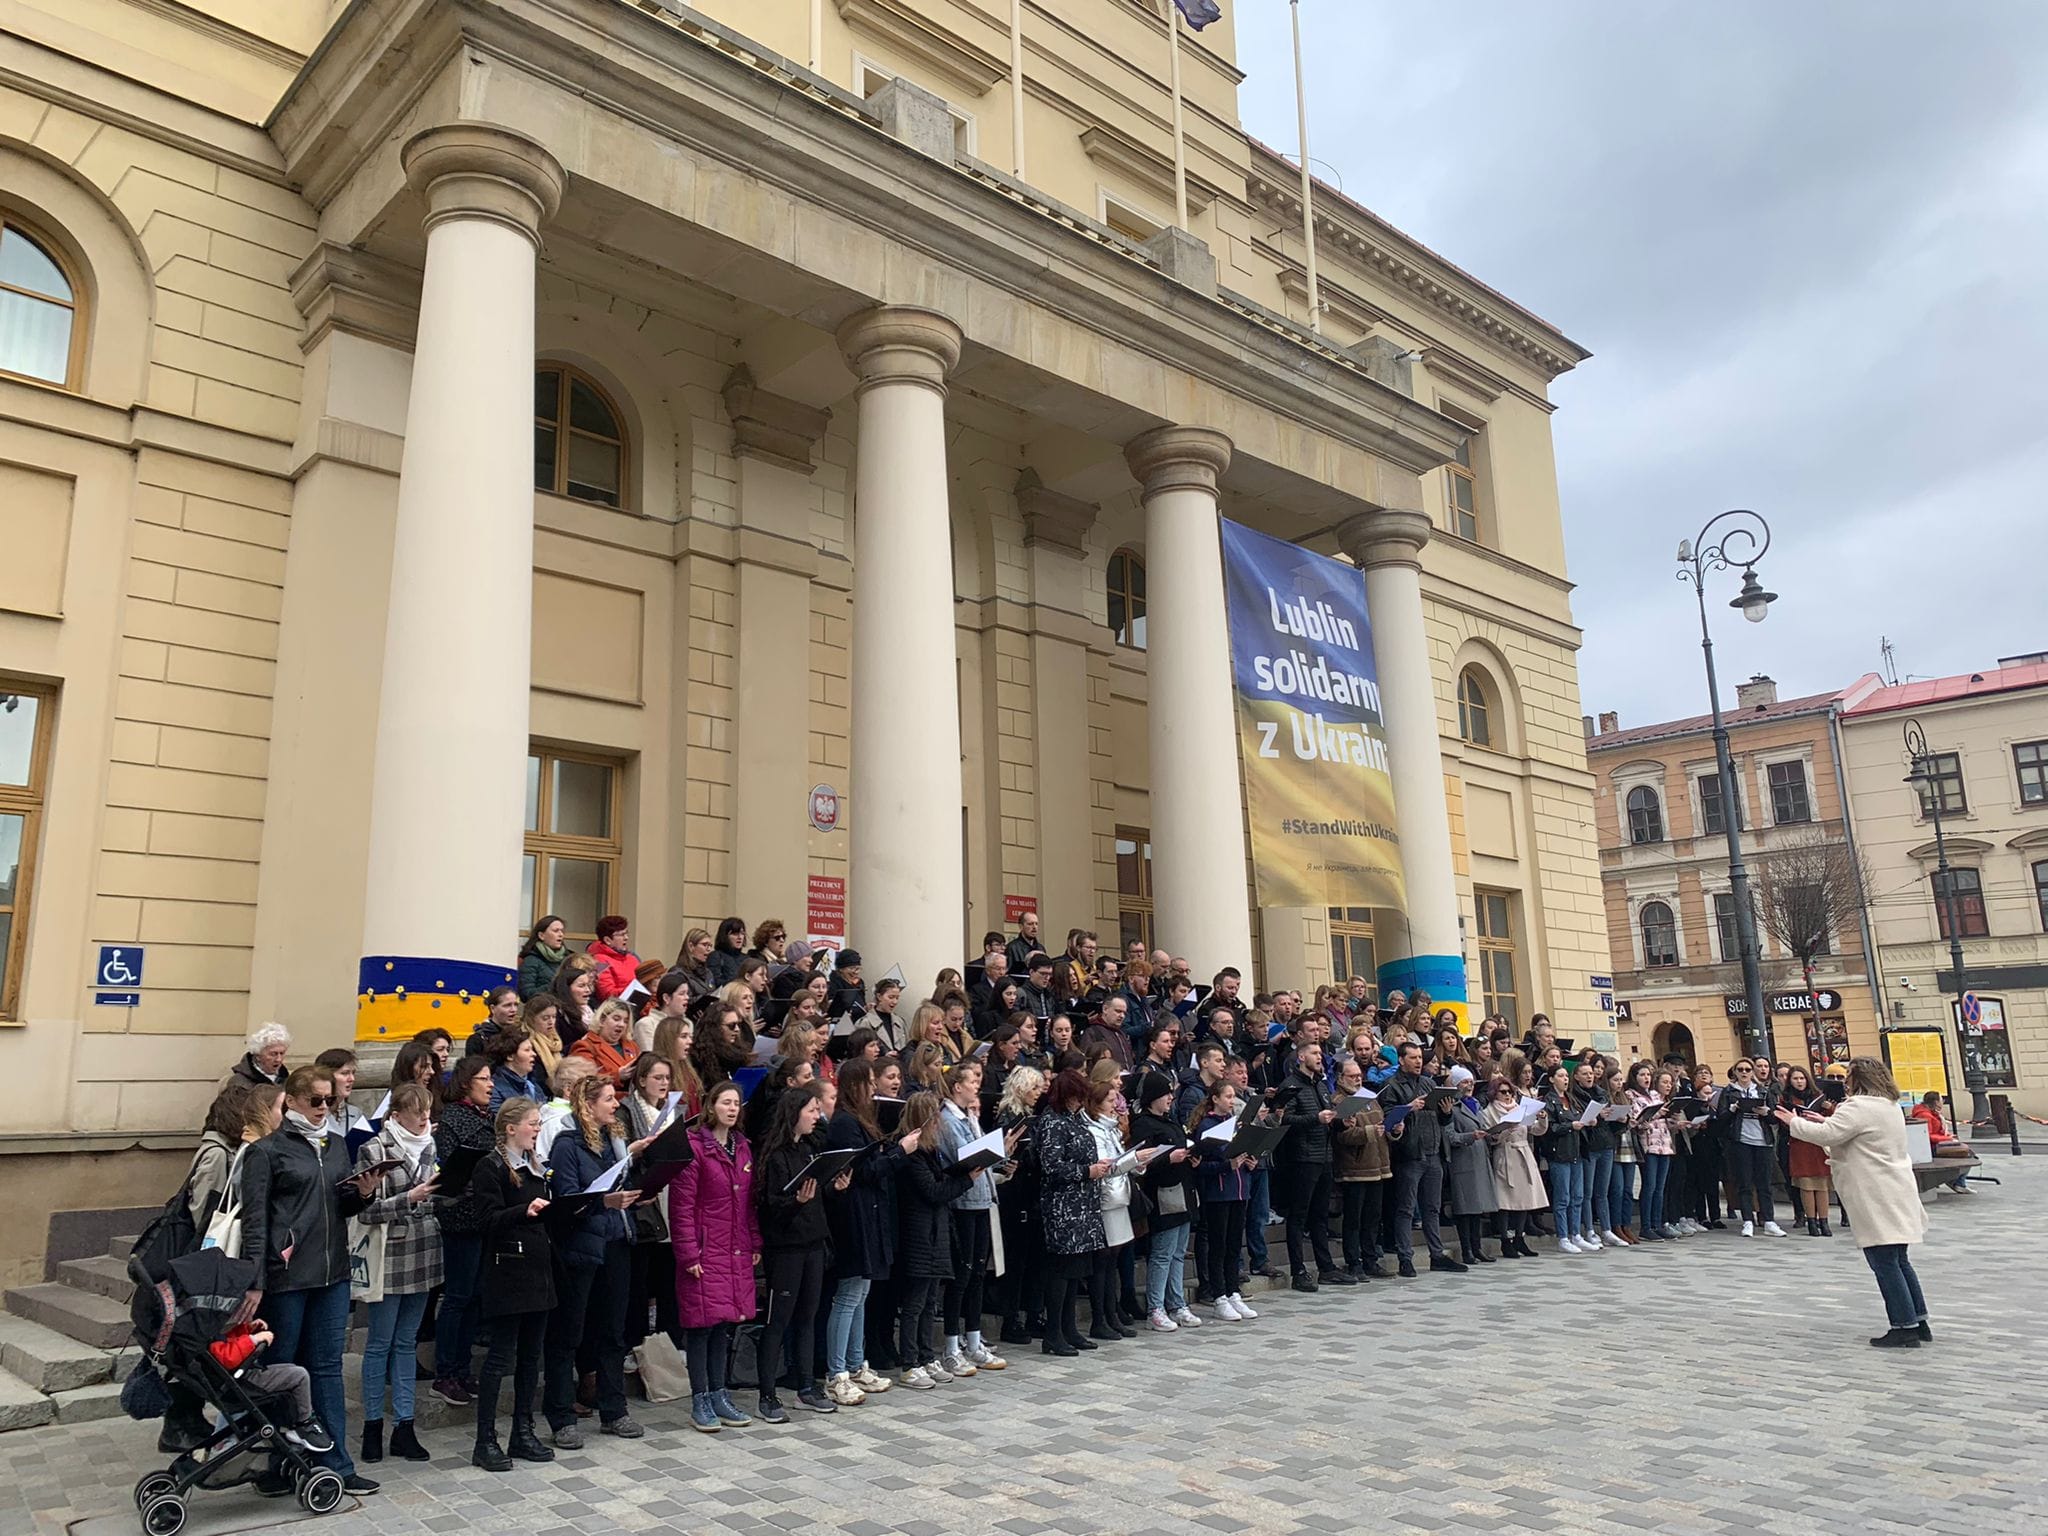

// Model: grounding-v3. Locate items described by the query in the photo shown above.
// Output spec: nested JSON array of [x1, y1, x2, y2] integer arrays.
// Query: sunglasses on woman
[[303, 1094, 334, 1107]]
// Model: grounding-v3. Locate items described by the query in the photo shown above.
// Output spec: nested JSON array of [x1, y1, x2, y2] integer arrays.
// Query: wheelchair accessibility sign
[[95, 945, 145, 996]]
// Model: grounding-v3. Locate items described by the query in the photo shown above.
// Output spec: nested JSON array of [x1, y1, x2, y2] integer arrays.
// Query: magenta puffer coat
[[669, 1126, 761, 1330]]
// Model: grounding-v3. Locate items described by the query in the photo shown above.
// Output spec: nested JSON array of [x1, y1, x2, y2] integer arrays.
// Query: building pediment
[[1078, 125, 1219, 216], [1904, 837, 1992, 861], [836, 0, 1008, 96]]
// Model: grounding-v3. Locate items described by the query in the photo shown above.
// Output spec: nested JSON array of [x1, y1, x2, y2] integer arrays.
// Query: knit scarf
[[284, 1110, 330, 1150], [383, 1118, 435, 1167], [536, 941, 567, 965]]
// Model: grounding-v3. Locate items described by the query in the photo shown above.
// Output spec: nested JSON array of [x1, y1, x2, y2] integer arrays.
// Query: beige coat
[[1785, 1095, 1927, 1250]]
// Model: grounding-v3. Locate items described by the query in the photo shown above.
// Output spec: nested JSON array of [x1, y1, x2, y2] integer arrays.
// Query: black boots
[[388, 1420, 428, 1462], [360, 1419, 383, 1464], [1819, 1217, 1834, 1237], [1870, 1328, 1922, 1349], [506, 1418, 554, 1463], [471, 1434, 512, 1472]]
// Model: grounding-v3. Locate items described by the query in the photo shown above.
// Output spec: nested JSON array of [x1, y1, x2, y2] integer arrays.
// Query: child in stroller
[[127, 1245, 351, 1535]]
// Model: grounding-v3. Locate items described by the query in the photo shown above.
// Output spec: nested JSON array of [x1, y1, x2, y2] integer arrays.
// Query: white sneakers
[[1558, 1235, 1584, 1253], [1148, 1309, 1179, 1332], [852, 1365, 891, 1393], [1601, 1229, 1625, 1248], [939, 1351, 977, 1378], [1172, 1307, 1203, 1329], [898, 1365, 935, 1390], [1676, 1218, 1701, 1235], [1762, 1220, 1788, 1237], [826, 1373, 866, 1407], [924, 1359, 954, 1384], [1229, 1292, 1258, 1318], [1212, 1296, 1244, 1321], [1741, 1220, 1755, 1237], [965, 1340, 1006, 1371]]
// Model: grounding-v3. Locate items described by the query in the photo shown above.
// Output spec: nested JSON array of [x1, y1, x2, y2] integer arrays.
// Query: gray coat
[[1443, 1104, 1499, 1217]]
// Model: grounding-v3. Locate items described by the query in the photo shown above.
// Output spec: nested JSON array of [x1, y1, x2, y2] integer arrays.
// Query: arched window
[[1457, 667, 1493, 747], [534, 364, 627, 508], [1107, 548, 1146, 649], [0, 214, 80, 388], [1625, 785, 1664, 845], [1640, 900, 1679, 968]]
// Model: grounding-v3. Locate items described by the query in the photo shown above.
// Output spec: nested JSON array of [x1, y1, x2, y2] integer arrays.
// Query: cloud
[[1237, 1, 2048, 724]]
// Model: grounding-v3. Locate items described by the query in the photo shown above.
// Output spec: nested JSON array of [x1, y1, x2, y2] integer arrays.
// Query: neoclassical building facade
[[0, 0, 1608, 1268]]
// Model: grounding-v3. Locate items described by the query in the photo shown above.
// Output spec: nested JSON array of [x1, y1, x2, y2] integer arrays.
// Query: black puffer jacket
[[433, 1100, 496, 1236], [757, 1141, 832, 1252], [238, 1126, 367, 1294], [894, 1150, 971, 1280], [1270, 1069, 1334, 1164]]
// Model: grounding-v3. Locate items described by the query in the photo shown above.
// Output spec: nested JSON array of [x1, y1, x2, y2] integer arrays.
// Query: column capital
[[1337, 507, 1433, 573], [402, 124, 564, 246], [1124, 425, 1232, 500], [836, 306, 962, 395]]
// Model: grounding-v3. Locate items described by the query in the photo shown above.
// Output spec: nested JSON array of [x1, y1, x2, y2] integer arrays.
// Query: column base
[[1376, 954, 1469, 1031], [356, 955, 517, 1044]]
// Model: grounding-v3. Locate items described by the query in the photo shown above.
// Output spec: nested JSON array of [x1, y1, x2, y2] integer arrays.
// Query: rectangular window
[[1474, 889, 1517, 1026], [2035, 861, 2048, 932], [1116, 825, 1154, 955], [1698, 771, 1742, 835], [1931, 868, 1989, 941], [1327, 907, 1376, 1004], [1767, 760, 1812, 824], [1914, 750, 1967, 817], [2014, 740, 2048, 806], [0, 681, 53, 1020], [1445, 435, 1479, 543], [523, 747, 622, 947], [1713, 890, 1739, 962]]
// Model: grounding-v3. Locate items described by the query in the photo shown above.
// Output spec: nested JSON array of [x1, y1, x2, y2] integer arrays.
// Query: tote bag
[[348, 1217, 388, 1304], [200, 1145, 248, 1257]]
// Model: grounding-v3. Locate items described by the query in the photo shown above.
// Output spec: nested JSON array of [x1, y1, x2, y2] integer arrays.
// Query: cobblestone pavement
[[8, 1160, 2044, 1536]]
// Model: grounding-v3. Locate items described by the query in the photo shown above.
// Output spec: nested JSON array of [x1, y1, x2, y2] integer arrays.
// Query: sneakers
[[600, 1414, 644, 1438], [1741, 1220, 1756, 1238], [1762, 1221, 1788, 1237], [430, 1378, 472, 1407], [924, 1359, 954, 1384], [551, 1422, 584, 1451], [1397, 1260, 1417, 1278], [796, 1387, 837, 1414], [1211, 1296, 1243, 1321], [1148, 1308, 1179, 1332], [1558, 1235, 1584, 1253], [755, 1396, 790, 1425], [940, 1351, 977, 1378], [826, 1373, 867, 1407], [898, 1366, 936, 1390], [1660, 1223, 1683, 1239], [852, 1365, 892, 1394], [1678, 1218, 1702, 1235], [965, 1340, 1007, 1370], [1228, 1292, 1258, 1319], [1600, 1229, 1625, 1248], [1172, 1307, 1203, 1329], [690, 1393, 721, 1433], [1429, 1253, 1468, 1273], [340, 1474, 380, 1496], [709, 1390, 752, 1427], [284, 1419, 334, 1454]]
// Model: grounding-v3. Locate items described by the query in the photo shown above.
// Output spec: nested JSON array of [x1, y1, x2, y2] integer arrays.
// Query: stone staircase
[[0, 1232, 136, 1431]]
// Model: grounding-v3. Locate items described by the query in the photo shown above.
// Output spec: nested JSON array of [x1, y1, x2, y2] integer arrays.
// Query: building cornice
[[1077, 124, 1220, 216], [836, 0, 1008, 96]]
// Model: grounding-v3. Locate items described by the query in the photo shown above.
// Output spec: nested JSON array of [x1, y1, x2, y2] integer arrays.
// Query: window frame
[[522, 745, 625, 949], [1326, 907, 1377, 1005], [1712, 889, 1739, 963], [1913, 750, 1968, 818], [533, 363, 630, 510], [1444, 431, 1480, 543], [1474, 888, 1518, 1026], [0, 211, 84, 391], [1456, 667, 1493, 749], [2034, 859, 2048, 933], [1930, 867, 1988, 941], [1766, 759, 1813, 825], [1625, 784, 1665, 845], [0, 679, 55, 1021], [1697, 769, 1742, 837], [1116, 824, 1154, 954], [1106, 547, 1147, 651], [1639, 899, 1679, 968], [2014, 740, 2048, 807]]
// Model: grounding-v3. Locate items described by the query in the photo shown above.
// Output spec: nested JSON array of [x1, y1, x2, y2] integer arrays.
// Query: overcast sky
[[1237, 1, 2048, 728]]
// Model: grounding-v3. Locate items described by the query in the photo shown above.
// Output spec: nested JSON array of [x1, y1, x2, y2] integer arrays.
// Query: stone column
[[1338, 507, 1467, 1021], [356, 126, 564, 1041], [837, 307, 965, 994], [1125, 426, 1254, 978]]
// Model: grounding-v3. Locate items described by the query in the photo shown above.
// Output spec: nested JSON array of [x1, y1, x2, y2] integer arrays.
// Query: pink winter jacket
[[669, 1126, 760, 1330]]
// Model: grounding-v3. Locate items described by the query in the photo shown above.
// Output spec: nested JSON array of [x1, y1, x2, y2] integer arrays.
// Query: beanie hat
[[1136, 1070, 1175, 1109], [835, 949, 863, 970]]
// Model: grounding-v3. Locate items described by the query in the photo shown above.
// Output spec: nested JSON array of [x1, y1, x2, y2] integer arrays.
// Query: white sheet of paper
[[1490, 1100, 1529, 1127], [586, 1157, 630, 1195], [1517, 1095, 1546, 1118], [1574, 1099, 1601, 1128], [956, 1125, 1006, 1164], [651, 1091, 684, 1135], [370, 1091, 392, 1123], [619, 979, 649, 1005], [1200, 1118, 1236, 1143], [750, 1032, 780, 1063]]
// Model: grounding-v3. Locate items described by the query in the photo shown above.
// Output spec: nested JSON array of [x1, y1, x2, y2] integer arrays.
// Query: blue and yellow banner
[[1219, 519, 1403, 911]]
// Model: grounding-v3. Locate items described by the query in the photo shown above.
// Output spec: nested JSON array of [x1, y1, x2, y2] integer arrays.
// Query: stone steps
[[3, 1283, 133, 1351], [57, 1255, 135, 1305], [0, 1314, 117, 1393]]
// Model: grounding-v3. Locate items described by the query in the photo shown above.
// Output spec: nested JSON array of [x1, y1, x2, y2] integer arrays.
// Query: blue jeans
[[825, 1276, 871, 1376], [436, 1233, 481, 1382], [1245, 1167, 1271, 1268], [1609, 1160, 1636, 1230], [361, 1290, 431, 1423], [1549, 1159, 1586, 1241], [1146, 1223, 1190, 1314], [265, 1279, 354, 1476], [1583, 1147, 1615, 1234], [1640, 1154, 1672, 1232], [1864, 1244, 1928, 1329]]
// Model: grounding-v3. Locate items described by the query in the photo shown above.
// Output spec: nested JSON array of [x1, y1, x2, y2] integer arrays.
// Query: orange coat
[[569, 1032, 639, 1082]]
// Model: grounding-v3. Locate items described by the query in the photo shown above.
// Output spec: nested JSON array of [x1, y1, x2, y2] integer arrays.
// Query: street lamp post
[[1903, 718, 1979, 1133], [1677, 510, 1776, 1061]]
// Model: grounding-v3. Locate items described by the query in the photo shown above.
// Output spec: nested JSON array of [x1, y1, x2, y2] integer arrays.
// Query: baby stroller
[[126, 1245, 347, 1534]]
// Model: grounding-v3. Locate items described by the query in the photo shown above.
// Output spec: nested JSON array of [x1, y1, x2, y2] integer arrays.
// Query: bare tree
[[1751, 826, 1869, 1064]]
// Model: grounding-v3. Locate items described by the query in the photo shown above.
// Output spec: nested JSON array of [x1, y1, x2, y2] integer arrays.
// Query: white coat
[[1785, 1094, 1927, 1250]]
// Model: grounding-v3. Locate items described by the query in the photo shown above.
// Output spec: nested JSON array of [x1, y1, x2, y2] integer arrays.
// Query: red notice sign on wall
[[1003, 893, 1037, 925], [807, 875, 847, 946]]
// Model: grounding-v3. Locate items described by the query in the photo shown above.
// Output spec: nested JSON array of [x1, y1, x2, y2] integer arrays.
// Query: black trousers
[[626, 1239, 678, 1348], [897, 1277, 941, 1366], [683, 1322, 732, 1396], [866, 1275, 901, 1368], [1455, 1213, 1488, 1260], [943, 1209, 993, 1335], [1199, 1200, 1245, 1299], [1728, 1140, 1775, 1223], [475, 1310, 545, 1440], [1691, 1139, 1725, 1222], [1339, 1179, 1384, 1269], [1283, 1162, 1336, 1275], [759, 1245, 825, 1397], [543, 1242, 630, 1430], [1088, 1247, 1121, 1333], [1041, 1269, 1081, 1345]]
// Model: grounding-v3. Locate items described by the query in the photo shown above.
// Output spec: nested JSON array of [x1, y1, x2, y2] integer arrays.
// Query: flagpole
[[1290, 0, 1321, 333], [809, 0, 823, 73], [1010, 0, 1026, 180], [1168, 4, 1189, 229]]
